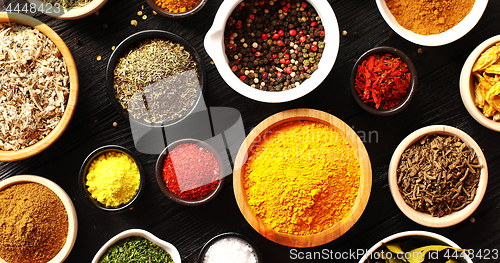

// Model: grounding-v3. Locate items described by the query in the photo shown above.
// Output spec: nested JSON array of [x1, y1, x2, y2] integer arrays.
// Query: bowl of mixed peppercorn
[[204, 0, 339, 103], [351, 46, 417, 116]]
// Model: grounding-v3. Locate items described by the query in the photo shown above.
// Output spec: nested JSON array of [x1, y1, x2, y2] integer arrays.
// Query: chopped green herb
[[99, 236, 174, 263]]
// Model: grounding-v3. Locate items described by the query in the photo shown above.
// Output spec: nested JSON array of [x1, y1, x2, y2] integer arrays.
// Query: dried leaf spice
[[397, 135, 481, 217], [0, 23, 69, 151], [42, 0, 93, 9]]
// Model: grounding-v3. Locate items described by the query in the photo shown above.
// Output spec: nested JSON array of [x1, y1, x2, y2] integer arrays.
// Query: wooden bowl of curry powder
[[0, 175, 78, 263], [233, 108, 372, 247]]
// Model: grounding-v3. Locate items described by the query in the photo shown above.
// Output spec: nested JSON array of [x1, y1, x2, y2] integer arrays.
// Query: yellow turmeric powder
[[154, 0, 202, 14], [243, 121, 360, 235], [86, 151, 141, 207]]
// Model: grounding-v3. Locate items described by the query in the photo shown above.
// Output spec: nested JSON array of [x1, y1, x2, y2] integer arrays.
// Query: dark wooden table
[[2, 0, 500, 262]]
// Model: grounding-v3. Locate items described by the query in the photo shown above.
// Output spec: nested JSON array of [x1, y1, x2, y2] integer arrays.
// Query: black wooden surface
[[1, 0, 500, 262]]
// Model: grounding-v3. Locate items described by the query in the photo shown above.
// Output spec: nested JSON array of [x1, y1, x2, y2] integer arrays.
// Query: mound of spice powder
[[385, 0, 475, 35], [163, 143, 221, 200], [243, 121, 360, 235], [154, 0, 202, 13], [354, 53, 411, 110], [225, 0, 326, 91], [0, 182, 68, 263]]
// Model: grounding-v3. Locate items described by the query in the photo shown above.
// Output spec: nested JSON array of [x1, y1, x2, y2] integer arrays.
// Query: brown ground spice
[[385, 0, 475, 35], [0, 182, 68, 263]]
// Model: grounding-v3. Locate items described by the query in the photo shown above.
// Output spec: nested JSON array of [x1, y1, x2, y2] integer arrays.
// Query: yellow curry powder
[[86, 151, 141, 207], [243, 121, 360, 235], [154, 0, 202, 13]]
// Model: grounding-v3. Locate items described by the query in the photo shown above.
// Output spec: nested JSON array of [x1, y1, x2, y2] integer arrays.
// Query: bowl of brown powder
[[388, 125, 488, 227], [376, 0, 488, 46], [0, 175, 78, 263], [0, 13, 78, 161]]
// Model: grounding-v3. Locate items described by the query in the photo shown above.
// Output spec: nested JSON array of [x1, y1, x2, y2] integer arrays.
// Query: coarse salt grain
[[203, 237, 257, 263]]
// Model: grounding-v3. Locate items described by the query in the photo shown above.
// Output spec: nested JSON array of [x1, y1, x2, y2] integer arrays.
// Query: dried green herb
[[99, 236, 174, 263], [397, 135, 482, 217], [113, 38, 200, 124], [42, 0, 93, 9]]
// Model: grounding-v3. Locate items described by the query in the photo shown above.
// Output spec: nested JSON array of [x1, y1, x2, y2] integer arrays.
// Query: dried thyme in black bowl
[[397, 134, 482, 217]]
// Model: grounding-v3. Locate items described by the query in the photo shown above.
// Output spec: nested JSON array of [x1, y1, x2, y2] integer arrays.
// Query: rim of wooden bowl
[[91, 229, 182, 263], [0, 175, 78, 263], [233, 108, 372, 248], [388, 125, 488, 228], [25, 0, 108, 20], [0, 13, 78, 161], [460, 34, 500, 132], [375, 0, 488, 46]]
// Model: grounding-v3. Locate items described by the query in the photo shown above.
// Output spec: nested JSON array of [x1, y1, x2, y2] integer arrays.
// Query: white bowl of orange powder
[[376, 0, 488, 46]]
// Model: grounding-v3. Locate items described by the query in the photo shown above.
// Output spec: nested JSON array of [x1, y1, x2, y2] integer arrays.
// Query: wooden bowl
[[388, 125, 488, 228], [0, 175, 78, 263], [26, 0, 108, 20], [460, 34, 500, 131], [350, 46, 417, 116], [155, 138, 225, 206], [0, 13, 78, 161], [358, 230, 473, 263], [92, 229, 181, 263], [233, 108, 372, 247]]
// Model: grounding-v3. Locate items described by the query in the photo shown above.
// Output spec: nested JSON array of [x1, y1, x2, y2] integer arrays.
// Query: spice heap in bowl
[[198, 233, 262, 263], [205, 0, 339, 103], [351, 46, 417, 115], [375, 0, 488, 46], [145, 0, 207, 17], [0, 175, 78, 263], [0, 13, 78, 161], [107, 30, 205, 127], [233, 109, 371, 247], [460, 35, 500, 131], [26, 0, 109, 19], [388, 125, 488, 227], [92, 229, 181, 263], [156, 139, 225, 206], [80, 145, 145, 212]]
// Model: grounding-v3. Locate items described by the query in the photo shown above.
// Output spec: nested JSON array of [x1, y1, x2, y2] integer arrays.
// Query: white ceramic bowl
[[204, 0, 339, 103], [92, 229, 182, 263], [460, 34, 500, 131], [358, 231, 473, 263], [26, 0, 108, 19], [0, 175, 78, 263], [375, 0, 488, 46], [388, 125, 488, 228]]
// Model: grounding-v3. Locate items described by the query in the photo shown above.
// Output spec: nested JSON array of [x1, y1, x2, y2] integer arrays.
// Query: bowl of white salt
[[198, 232, 262, 263]]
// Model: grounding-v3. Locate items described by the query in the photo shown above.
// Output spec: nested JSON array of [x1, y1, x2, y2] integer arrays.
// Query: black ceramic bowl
[[106, 30, 207, 128], [155, 138, 225, 206], [79, 145, 145, 212], [145, 0, 207, 18], [350, 46, 417, 116], [197, 232, 262, 263]]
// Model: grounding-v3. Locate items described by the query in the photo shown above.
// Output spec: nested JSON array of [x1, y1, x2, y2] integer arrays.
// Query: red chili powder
[[163, 143, 220, 200]]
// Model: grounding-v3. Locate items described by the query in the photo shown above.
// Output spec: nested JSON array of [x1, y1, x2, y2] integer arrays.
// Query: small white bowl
[[26, 0, 108, 19], [375, 0, 488, 46], [460, 34, 500, 131], [204, 0, 339, 103], [358, 231, 473, 263], [388, 125, 488, 228], [92, 229, 182, 263]]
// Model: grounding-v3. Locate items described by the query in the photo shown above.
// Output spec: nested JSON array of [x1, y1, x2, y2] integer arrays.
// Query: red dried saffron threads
[[163, 143, 220, 200], [355, 53, 411, 110]]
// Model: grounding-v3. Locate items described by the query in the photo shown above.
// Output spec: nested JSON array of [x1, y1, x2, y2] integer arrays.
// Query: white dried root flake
[[0, 23, 69, 151]]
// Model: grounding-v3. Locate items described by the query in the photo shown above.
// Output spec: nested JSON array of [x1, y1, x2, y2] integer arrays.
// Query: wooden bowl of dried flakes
[[388, 125, 488, 228], [26, 0, 108, 20], [0, 13, 78, 161]]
